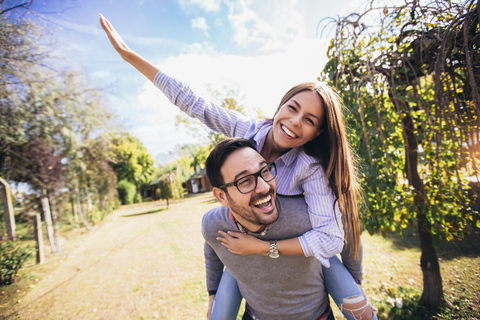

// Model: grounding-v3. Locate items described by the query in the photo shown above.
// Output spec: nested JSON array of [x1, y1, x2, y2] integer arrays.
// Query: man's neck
[[231, 212, 266, 234]]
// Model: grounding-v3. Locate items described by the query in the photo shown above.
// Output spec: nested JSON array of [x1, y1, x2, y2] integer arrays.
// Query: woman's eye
[[306, 118, 315, 125], [288, 105, 296, 111]]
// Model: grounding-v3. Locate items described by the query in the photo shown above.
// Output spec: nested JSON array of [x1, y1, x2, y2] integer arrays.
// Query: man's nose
[[255, 175, 270, 193]]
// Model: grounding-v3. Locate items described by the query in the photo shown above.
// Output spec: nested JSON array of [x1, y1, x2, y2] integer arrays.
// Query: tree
[[24, 137, 65, 253], [156, 171, 182, 209], [1, 2, 119, 240], [322, 0, 479, 309], [175, 86, 263, 148], [175, 143, 212, 172], [107, 131, 155, 198]]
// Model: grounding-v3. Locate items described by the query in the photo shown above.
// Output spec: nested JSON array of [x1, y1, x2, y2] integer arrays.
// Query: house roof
[[189, 167, 207, 180]]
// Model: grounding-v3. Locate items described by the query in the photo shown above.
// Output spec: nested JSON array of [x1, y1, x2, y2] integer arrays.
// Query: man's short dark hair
[[205, 138, 257, 187]]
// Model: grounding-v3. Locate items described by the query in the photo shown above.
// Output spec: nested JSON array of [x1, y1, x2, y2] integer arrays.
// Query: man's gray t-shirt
[[202, 195, 329, 320]]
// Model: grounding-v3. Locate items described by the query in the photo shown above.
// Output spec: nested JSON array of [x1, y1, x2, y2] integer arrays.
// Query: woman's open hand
[[100, 14, 133, 61], [216, 231, 269, 255], [99, 14, 159, 82]]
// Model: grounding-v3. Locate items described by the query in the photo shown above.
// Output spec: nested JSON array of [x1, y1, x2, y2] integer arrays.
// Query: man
[[202, 138, 331, 320]]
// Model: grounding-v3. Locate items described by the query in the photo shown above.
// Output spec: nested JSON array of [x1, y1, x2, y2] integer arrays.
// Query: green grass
[[1, 194, 479, 319]]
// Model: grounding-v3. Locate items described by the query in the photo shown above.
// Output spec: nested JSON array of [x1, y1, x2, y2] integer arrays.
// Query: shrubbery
[[134, 193, 142, 204], [0, 239, 34, 286], [117, 179, 136, 205]]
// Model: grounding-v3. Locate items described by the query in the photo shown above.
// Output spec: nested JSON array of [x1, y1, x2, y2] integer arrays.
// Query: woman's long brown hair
[[273, 82, 362, 258]]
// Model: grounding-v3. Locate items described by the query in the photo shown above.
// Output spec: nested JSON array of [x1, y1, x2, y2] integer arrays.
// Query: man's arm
[[204, 241, 224, 319]]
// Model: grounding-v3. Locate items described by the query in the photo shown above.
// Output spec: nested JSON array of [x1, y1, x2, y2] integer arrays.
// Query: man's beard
[[225, 188, 278, 226]]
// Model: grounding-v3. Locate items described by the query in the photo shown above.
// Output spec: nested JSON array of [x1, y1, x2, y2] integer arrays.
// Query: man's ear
[[213, 187, 229, 207]]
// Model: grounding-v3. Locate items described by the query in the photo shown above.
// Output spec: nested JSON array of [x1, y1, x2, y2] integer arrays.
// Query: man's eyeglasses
[[217, 162, 277, 194]]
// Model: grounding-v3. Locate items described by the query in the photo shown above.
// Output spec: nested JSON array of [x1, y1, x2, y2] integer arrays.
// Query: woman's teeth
[[281, 125, 297, 138]]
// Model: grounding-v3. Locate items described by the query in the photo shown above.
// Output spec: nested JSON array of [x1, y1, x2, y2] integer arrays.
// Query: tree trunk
[[48, 189, 61, 253], [78, 186, 92, 231], [166, 197, 169, 209], [417, 210, 444, 309], [402, 114, 445, 309], [34, 214, 44, 264], [40, 187, 58, 253], [0, 177, 16, 239], [71, 195, 79, 223]]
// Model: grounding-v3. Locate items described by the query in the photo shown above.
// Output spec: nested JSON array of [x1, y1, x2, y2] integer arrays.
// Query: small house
[[186, 168, 212, 194]]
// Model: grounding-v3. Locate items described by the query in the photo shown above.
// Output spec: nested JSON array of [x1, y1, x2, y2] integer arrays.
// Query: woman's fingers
[[218, 230, 240, 240], [100, 14, 128, 52]]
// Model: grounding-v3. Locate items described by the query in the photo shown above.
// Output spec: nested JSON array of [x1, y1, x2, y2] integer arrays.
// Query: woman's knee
[[340, 295, 373, 320]]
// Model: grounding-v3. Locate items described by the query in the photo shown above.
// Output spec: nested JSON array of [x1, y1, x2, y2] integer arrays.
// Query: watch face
[[268, 240, 279, 258], [269, 251, 280, 258]]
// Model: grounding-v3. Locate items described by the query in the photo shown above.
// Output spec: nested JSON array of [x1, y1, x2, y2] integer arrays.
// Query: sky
[[24, 0, 368, 164]]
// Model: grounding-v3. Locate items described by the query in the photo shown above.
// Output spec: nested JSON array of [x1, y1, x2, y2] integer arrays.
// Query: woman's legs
[[323, 256, 377, 320], [211, 268, 243, 320]]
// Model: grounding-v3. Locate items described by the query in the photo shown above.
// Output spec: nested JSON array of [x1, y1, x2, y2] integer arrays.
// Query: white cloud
[[177, 0, 222, 12], [226, 0, 305, 51], [191, 17, 209, 37]]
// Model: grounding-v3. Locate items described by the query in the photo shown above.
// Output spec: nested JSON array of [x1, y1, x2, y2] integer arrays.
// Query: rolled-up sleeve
[[298, 170, 345, 268], [153, 70, 261, 139]]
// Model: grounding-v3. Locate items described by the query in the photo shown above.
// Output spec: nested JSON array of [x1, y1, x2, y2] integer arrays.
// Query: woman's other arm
[[217, 231, 304, 256]]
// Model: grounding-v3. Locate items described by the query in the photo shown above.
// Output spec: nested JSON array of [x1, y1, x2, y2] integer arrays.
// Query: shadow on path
[[120, 208, 167, 217]]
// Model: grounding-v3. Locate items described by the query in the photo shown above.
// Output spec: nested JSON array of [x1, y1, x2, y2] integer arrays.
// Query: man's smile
[[251, 194, 274, 211]]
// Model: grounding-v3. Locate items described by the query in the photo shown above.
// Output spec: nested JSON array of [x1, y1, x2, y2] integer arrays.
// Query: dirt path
[[5, 193, 218, 320]]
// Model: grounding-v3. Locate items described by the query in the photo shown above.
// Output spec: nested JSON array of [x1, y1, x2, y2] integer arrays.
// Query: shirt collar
[[229, 211, 271, 236]]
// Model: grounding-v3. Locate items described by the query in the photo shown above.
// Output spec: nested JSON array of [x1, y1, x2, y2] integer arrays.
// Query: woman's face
[[271, 90, 324, 150]]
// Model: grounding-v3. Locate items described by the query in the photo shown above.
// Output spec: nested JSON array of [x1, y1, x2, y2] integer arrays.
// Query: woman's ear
[[311, 129, 323, 141], [213, 187, 229, 207]]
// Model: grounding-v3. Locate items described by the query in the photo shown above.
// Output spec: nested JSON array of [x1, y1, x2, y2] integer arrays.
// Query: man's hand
[[216, 231, 269, 255], [207, 294, 215, 320]]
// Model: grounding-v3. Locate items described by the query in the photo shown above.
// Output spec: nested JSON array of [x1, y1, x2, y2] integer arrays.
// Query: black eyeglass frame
[[217, 162, 277, 194]]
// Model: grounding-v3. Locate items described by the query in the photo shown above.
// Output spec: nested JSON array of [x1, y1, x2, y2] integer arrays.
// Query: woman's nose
[[290, 115, 301, 127]]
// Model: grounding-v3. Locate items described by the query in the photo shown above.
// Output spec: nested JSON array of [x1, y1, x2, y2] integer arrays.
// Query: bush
[[117, 179, 136, 205], [89, 207, 106, 225], [0, 239, 34, 286], [134, 193, 142, 204]]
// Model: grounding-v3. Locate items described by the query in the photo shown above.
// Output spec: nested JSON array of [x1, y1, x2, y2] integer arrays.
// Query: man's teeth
[[282, 125, 296, 138], [253, 195, 271, 206]]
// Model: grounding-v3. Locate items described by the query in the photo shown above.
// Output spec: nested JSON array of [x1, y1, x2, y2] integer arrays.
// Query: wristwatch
[[267, 240, 279, 258]]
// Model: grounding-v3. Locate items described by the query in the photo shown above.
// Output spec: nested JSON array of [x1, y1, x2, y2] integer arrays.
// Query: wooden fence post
[[35, 214, 44, 265], [0, 177, 16, 239]]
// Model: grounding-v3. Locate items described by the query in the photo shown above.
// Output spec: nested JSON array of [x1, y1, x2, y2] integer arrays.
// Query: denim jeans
[[211, 256, 377, 320], [210, 268, 242, 320], [324, 256, 378, 320]]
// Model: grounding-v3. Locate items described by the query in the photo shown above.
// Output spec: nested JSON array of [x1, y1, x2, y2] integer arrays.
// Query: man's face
[[216, 147, 278, 229]]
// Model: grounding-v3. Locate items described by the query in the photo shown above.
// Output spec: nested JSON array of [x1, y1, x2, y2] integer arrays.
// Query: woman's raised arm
[[100, 14, 159, 82]]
